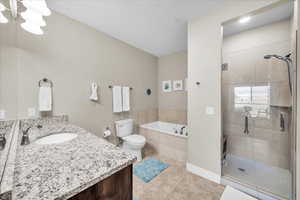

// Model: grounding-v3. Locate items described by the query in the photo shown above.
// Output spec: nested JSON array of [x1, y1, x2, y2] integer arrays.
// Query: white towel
[[113, 86, 122, 113], [39, 86, 52, 111], [122, 86, 130, 112], [89, 82, 98, 101]]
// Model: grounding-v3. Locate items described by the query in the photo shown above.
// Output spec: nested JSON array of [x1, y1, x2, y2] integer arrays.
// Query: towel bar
[[109, 85, 133, 90]]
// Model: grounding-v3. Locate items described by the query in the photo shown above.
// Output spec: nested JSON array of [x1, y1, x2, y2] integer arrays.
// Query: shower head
[[263, 53, 293, 95], [263, 54, 292, 62]]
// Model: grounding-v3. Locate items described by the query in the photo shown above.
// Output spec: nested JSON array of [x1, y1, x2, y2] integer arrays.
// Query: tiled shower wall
[[222, 20, 292, 169]]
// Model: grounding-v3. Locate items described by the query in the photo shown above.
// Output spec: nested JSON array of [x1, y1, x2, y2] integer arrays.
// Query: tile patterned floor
[[133, 156, 225, 200]]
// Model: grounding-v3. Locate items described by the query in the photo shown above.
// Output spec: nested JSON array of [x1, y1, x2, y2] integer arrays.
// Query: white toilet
[[115, 119, 146, 162]]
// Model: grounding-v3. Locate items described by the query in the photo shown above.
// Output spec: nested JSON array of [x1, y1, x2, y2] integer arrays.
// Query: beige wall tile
[[141, 128, 187, 162], [158, 108, 187, 124]]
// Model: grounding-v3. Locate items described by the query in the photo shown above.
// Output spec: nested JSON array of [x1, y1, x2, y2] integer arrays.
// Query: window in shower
[[234, 85, 270, 118]]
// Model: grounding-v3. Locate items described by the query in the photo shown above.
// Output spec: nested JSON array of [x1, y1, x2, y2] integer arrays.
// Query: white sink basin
[[35, 133, 77, 145]]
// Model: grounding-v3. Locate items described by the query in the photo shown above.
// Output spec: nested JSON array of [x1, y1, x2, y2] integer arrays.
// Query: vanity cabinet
[[69, 165, 132, 200]]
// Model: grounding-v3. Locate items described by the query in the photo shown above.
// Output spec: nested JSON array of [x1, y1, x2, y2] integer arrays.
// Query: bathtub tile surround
[[158, 108, 187, 124], [140, 122, 187, 162], [222, 20, 293, 170]]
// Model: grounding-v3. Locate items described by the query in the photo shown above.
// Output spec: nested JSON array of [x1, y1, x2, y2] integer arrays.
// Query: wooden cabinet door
[[69, 165, 132, 200]]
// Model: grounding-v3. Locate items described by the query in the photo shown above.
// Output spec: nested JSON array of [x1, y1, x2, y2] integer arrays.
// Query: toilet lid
[[123, 134, 146, 144]]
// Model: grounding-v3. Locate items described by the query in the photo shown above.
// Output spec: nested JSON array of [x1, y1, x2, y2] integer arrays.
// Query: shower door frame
[[220, 18, 298, 200]]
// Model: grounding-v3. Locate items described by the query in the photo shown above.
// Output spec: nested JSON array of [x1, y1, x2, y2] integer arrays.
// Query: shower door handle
[[244, 116, 249, 134]]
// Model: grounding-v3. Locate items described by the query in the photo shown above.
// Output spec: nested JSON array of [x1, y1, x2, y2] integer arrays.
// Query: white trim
[[186, 162, 221, 184]]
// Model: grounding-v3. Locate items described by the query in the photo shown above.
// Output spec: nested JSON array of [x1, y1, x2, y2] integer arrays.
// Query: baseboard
[[186, 162, 221, 184]]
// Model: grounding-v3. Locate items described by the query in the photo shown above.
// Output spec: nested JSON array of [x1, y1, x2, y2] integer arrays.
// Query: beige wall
[[0, 12, 158, 143], [0, 19, 18, 120], [188, 0, 278, 176], [222, 20, 292, 169], [158, 51, 187, 124]]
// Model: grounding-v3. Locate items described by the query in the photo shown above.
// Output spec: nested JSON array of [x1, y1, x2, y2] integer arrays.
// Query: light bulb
[[21, 21, 44, 35], [0, 3, 6, 12], [0, 11, 8, 24], [21, 9, 46, 27], [22, 0, 51, 16]]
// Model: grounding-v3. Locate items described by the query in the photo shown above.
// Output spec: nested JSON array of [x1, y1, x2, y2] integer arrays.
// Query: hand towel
[[122, 86, 130, 112], [89, 82, 98, 101], [113, 86, 122, 113], [39, 86, 52, 111]]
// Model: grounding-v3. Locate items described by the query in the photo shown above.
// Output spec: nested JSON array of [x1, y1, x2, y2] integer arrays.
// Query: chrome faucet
[[180, 126, 186, 135], [21, 124, 43, 146], [0, 125, 8, 150], [0, 133, 6, 150]]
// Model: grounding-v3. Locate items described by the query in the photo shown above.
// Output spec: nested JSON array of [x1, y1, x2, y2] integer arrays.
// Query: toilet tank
[[115, 119, 134, 137]]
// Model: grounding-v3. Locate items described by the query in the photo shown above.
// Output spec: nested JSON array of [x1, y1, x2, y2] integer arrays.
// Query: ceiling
[[223, 2, 293, 37], [47, 0, 226, 57], [47, 0, 292, 57]]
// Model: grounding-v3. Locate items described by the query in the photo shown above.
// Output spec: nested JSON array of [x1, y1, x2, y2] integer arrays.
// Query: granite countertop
[[12, 123, 136, 200]]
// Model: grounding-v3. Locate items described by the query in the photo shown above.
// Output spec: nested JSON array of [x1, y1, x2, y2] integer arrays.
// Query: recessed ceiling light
[[239, 16, 251, 24]]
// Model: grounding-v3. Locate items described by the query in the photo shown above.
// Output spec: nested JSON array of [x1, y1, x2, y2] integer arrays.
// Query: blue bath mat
[[133, 157, 169, 183]]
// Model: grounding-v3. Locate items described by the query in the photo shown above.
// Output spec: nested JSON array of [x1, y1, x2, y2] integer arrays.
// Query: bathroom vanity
[[0, 116, 136, 200]]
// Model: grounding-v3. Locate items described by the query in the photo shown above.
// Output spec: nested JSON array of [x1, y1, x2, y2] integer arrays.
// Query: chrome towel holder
[[38, 78, 53, 87], [108, 85, 133, 90]]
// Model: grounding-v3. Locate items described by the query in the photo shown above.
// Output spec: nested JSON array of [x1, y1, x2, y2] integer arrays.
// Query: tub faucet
[[21, 124, 43, 146], [180, 126, 186, 135]]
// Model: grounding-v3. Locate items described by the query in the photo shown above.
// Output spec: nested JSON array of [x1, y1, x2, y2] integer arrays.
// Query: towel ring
[[38, 78, 53, 87]]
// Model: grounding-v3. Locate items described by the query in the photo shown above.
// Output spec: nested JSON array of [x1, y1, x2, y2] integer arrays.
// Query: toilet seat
[[123, 134, 146, 145]]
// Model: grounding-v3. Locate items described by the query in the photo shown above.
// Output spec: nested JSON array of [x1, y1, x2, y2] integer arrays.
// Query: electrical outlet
[[206, 106, 215, 115], [28, 108, 36, 117]]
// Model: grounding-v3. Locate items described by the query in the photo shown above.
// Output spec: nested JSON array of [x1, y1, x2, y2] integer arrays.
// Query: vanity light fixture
[[0, 0, 51, 35], [0, 11, 8, 23], [239, 16, 251, 24], [0, 2, 8, 23]]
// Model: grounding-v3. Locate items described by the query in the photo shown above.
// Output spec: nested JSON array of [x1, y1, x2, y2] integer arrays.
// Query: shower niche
[[221, 1, 296, 200]]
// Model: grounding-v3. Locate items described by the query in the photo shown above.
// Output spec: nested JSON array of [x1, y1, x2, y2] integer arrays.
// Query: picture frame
[[173, 80, 183, 91], [162, 80, 172, 92]]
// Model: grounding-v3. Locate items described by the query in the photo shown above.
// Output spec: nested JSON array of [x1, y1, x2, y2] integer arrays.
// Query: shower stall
[[221, 3, 296, 199]]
